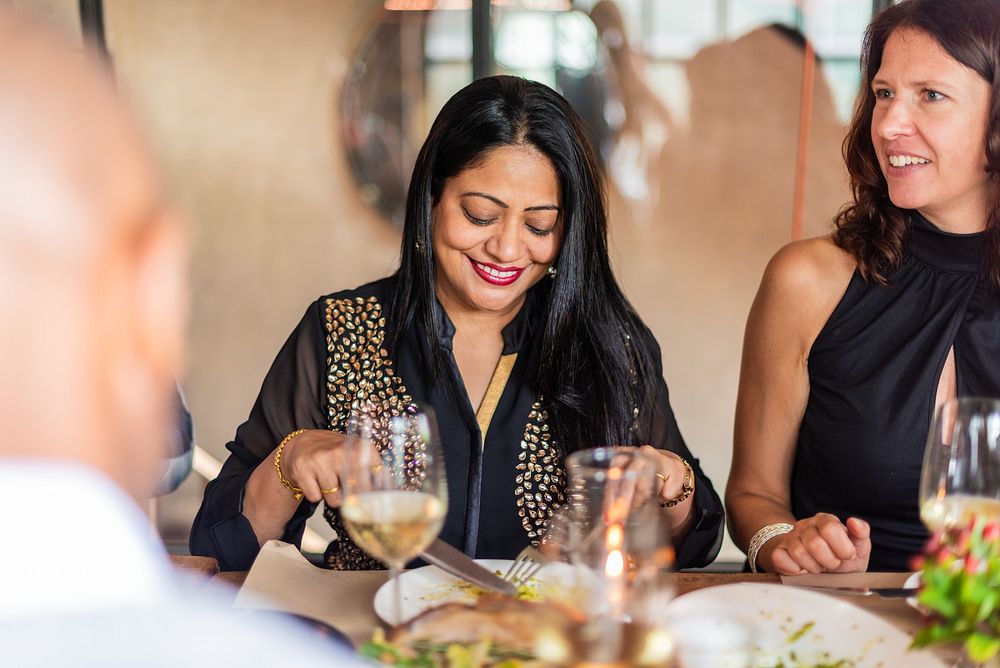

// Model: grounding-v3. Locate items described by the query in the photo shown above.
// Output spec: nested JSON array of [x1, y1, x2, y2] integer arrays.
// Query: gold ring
[[656, 472, 667, 482], [371, 464, 384, 474], [320, 486, 340, 494]]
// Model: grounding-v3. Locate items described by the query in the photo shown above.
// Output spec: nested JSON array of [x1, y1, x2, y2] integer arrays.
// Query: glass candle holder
[[563, 447, 676, 666]]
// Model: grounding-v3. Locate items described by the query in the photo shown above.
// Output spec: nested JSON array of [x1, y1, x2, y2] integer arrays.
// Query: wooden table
[[168, 554, 220, 578], [171, 555, 946, 663], [206, 570, 925, 642], [201, 570, 780, 597]]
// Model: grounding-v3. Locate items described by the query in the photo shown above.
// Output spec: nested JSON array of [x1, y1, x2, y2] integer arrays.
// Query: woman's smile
[[432, 144, 562, 319], [468, 257, 524, 286]]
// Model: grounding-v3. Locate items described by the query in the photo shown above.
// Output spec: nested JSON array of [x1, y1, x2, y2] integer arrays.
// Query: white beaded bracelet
[[747, 522, 794, 573]]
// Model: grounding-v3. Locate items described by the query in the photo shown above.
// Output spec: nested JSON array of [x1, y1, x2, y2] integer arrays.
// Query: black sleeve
[[639, 336, 725, 570], [189, 300, 330, 571]]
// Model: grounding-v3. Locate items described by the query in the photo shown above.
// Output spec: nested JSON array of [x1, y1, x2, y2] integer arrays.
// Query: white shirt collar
[[0, 460, 172, 617]]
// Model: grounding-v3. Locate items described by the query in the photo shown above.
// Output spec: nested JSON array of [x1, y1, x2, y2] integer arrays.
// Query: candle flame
[[606, 523, 624, 549], [605, 549, 625, 577], [605, 522, 625, 577]]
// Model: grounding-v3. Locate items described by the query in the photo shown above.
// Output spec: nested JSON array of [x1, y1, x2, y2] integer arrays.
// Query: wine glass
[[338, 403, 448, 625], [919, 397, 1000, 532]]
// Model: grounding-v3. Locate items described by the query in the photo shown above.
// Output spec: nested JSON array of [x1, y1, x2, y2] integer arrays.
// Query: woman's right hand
[[279, 429, 354, 507], [757, 514, 871, 575]]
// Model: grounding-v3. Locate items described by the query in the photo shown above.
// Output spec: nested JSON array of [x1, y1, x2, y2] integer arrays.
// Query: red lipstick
[[468, 257, 524, 286]]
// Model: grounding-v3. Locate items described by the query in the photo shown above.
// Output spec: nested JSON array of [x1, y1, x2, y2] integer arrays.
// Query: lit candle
[[604, 522, 626, 619]]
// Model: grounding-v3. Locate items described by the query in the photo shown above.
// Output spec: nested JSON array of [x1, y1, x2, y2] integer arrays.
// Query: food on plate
[[359, 598, 583, 667], [419, 575, 547, 604]]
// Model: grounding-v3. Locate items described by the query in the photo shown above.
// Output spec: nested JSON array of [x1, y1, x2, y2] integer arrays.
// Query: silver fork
[[502, 545, 550, 588]]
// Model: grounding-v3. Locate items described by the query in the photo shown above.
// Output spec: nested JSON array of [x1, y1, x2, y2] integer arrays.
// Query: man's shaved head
[[0, 9, 186, 499]]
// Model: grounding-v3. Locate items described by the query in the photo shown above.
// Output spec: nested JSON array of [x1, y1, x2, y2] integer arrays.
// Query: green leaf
[[920, 587, 959, 617], [975, 590, 1000, 624], [962, 579, 990, 608], [966, 632, 1000, 663], [912, 624, 965, 648]]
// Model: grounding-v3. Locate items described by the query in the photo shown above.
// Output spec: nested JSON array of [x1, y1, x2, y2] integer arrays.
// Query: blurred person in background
[[588, 0, 674, 218], [727, 0, 1000, 574], [192, 75, 724, 572], [0, 8, 361, 665], [153, 384, 195, 497]]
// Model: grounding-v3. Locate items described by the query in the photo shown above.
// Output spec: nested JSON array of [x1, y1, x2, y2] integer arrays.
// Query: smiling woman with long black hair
[[191, 75, 724, 571]]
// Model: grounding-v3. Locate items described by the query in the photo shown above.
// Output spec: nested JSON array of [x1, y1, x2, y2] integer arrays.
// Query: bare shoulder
[[760, 235, 855, 309], [751, 236, 856, 352]]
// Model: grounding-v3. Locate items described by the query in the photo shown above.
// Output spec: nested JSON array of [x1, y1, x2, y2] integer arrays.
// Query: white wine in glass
[[920, 494, 1000, 531], [341, 490, 445, 565], [339, 404, 447, 625], [919, 397, 1000, 532]]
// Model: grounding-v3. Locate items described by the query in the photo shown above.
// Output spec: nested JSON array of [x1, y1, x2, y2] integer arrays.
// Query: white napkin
[[778, 571, 912, 589], [233, 540, 388, 644]]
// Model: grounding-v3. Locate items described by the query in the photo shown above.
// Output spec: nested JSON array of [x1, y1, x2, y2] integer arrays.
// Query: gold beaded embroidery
[[515, 400, 566, 543], [320, 296, 413, 571], [318, 295, 568, 563]]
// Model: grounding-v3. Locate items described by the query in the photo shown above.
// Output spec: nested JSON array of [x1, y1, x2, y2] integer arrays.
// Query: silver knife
[[793, 585, 917, 598], [419, 539, 517, 596]]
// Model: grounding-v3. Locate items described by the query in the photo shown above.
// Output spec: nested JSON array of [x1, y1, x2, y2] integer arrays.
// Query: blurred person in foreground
[[192, 75, 724, 572], [727, 0, 1000, 574], [0, 9, 361, 666]]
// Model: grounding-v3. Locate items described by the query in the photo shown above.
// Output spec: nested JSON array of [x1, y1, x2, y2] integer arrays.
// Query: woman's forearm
[[243, 455, 303, 546], [663, 493, 696, 543], [726, 489, 797, 569]]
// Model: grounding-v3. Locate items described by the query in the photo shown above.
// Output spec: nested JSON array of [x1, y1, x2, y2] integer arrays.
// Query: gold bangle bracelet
[[660, 458, 695, 508], [274, 429, 307, 501]]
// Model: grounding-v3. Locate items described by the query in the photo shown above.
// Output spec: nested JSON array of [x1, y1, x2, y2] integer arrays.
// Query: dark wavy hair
[[834, 0, 1000, 288], [389, 75, 656, 452]]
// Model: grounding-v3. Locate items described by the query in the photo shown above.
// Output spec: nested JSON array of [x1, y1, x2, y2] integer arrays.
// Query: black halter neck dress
[[792, 213, 1000, 571]]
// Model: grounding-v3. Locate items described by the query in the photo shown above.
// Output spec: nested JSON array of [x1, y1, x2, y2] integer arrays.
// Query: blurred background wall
[[101, 0, 397, 550], [10, 0, 885, 564]]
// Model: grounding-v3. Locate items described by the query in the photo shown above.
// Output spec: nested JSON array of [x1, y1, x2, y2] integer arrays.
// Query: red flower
[[983, 522, 1000, 542], [964, 554, 981, 573], [935, 546, 954, 563], [956, 527, 973, 554]]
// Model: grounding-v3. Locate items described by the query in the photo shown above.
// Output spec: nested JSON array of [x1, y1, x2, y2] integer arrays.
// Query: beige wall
[[609, 27, 849, 561], [4, 0, 79, 38], [26, 1, 850, 561], [103, 0, 395, 540]]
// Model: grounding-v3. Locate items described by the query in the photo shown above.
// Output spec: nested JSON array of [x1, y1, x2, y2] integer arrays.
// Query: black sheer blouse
[[190, 277, 724, 571]]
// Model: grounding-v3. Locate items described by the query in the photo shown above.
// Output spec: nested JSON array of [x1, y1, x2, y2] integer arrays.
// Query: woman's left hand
[[640, 445, 697, 543], [638, 444, 694, 506]]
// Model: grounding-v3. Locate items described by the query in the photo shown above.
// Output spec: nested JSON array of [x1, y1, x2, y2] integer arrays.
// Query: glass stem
[[390, 561, 403, 626]]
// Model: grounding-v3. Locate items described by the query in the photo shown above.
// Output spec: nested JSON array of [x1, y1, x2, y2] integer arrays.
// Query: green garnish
[[357, 629, 530, 668], [786, 621, 815, 643]]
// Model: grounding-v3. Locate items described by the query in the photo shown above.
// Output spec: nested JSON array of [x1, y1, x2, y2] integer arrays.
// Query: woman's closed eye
[[462, 208, 498, 226], [526, 221, 557, 237]]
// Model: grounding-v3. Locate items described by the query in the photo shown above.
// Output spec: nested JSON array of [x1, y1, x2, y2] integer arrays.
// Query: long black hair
[[390, 75, 657, 453]]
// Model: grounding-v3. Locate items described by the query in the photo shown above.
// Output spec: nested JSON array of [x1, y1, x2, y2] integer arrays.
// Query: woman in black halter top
[[726, 0, 1000, 574]]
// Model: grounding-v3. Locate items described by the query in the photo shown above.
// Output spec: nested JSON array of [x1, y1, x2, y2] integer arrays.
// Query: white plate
[[904, 571, 922, 610], [666, 583, 945, 668], [373, 559, 570, 625]]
